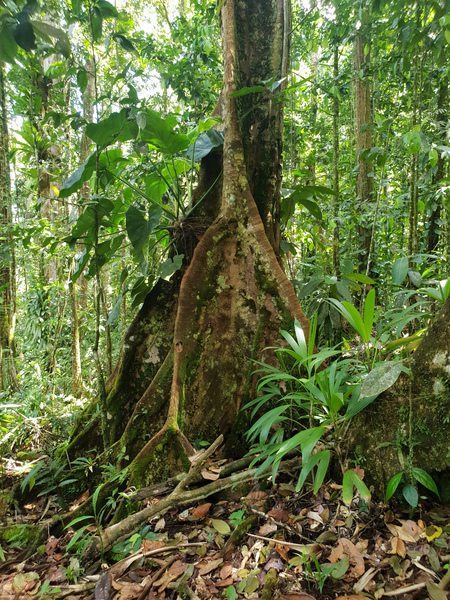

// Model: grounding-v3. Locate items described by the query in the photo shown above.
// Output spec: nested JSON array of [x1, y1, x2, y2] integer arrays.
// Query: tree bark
[[0, 65, 17, 392], [354, 6, 373, 272], [65, 0, 311, 491], [347, 295, 450, 496]]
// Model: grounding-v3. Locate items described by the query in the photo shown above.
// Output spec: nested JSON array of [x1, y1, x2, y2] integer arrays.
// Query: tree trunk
[[354, 7, 373, 272], [66, 0, 311, 489], [427, 75, 448, 256], [347, 295, 450, 497], [0, 65, 17, 392]]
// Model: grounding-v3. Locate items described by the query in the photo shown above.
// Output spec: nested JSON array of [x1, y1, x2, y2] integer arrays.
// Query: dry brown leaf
[[142, 540, 166, 553], [329, 538, 365, 577], [215, 577, 234, 587], [387, 537, 406, 558], [69, 489, 89, 511], [115, 582, 145, 600], [401, 519, 423, 541], [306, 511, 323, 524], [385, 523, 416, 543], [335, 596, 366, 600], [220, 562, 233, 580], [201, 469, 220, 481], [259, 523, 278, 536], [267, 508, 290, 522], [168, 560, 186, 579], [246, 491, 268, 500], [191, 503, 211, 518], [155, 571, 174, 592], [351, 466, 364, 479], [321, 507, 330, 524], [275, 541, 290, 561], [197, 557, 223, 576]]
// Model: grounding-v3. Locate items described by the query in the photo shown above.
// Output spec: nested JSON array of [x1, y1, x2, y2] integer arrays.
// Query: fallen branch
[[82, 453, 301, 566]]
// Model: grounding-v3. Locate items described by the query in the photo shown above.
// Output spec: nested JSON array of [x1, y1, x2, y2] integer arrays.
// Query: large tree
[[66, 0, 311, 488]]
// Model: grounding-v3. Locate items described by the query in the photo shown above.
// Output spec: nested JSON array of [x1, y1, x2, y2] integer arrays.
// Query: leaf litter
[[1, 462, 450, 600]]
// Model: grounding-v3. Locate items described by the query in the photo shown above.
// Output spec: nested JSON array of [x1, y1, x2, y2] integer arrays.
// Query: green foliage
[[244, 317, 371, 500], [385, 468, 439, 506]]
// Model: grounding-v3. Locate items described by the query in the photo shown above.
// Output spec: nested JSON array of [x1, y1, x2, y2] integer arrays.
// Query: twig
[[248, 533, 317, 550], [137, 556, 177, 600], [246, 505, 314, 543], [173, 434, 224, 495], [83, 455, 301, 566], [383, 582, 426, 596]]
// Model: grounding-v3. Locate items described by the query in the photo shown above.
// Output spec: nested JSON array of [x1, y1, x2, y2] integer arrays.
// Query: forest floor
[[0, 457, 449, 600]]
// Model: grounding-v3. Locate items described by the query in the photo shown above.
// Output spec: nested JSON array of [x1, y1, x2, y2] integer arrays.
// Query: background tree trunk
[[0, 65, 17, 392], [65, 0, 311, 490], [347, 295, 450, 497], [354, 5, 373, 273]]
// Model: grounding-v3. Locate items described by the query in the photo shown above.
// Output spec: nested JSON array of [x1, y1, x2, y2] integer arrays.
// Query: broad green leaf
[[360, 361, 404, 399], [91, 6, 103, 41], [113, 33, 135, 52], [224, 585, 236, 600], [403, 130, 421, 154], [20, 461, 44, 493], [140, 110, 190, 155], [342, 470, 371, 504], [314, 450, 331, 493], [96, 0, 118, 17], [30, 20, 70, 56], [329, 299, 367, 342], [412, 468, 439, 497], [363, 288, 375, 341], [59, 153, 96, 198], [77, 69, 88, 93], [392, 256, 408, 285], [407, 269, 421, 288], [426, 581, 447, 600], [0, 24, 19, 64], [402, 484, 418, 507], [385, 472, 403, 501], [72, 0, 82, 14], [429, 148, 438, 167], [158, 254, 184, 281], [86, 110, 128, 148], [13, 21, 36, 51], [186, 130, 223, 161], [211, 519, 230, 534], [106, 293, 123, 326], [126, 205, 161, 265], [331, 556, 350, 579], [229, 85, 265, 97], [345, 273, 376, 285], [0, 544, 5, 562]]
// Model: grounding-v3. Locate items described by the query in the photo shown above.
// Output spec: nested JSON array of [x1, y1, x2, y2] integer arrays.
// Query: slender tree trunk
[[332, 42, 340, 277], [354, 6, 373, 272], [427, 76, 448, 255], [0, 66, 17, 392]]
